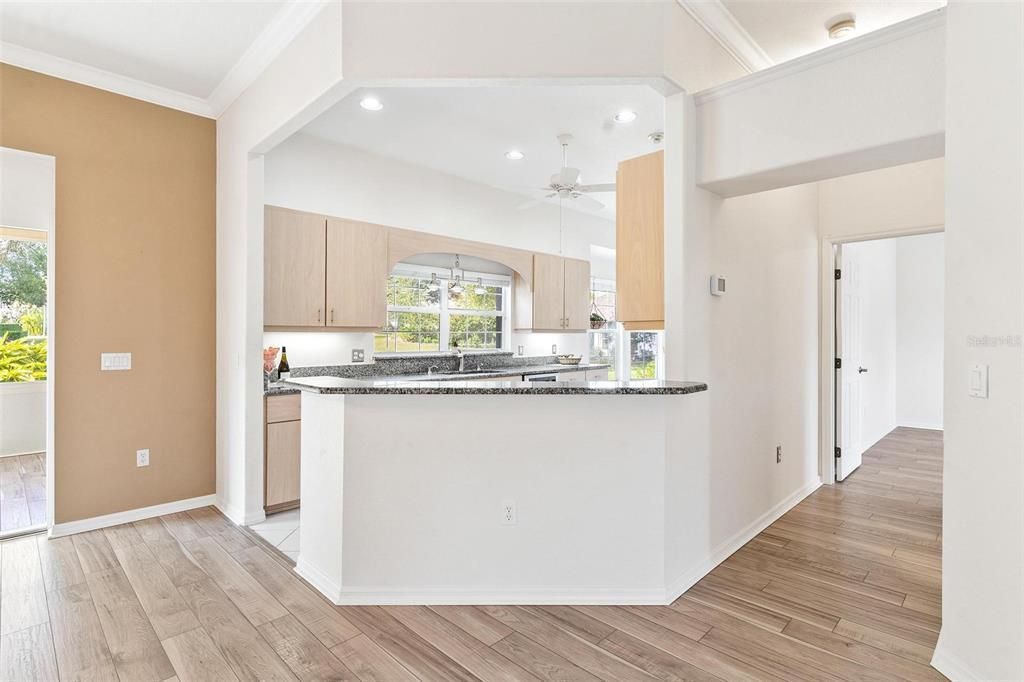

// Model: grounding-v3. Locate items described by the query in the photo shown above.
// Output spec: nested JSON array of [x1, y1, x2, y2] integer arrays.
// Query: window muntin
[[375, 265, 509, 353]]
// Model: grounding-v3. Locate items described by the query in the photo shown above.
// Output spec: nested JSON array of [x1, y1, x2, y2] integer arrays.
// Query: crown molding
[[206, 1, 329, 117], [0, 1, 327, 120], [677, 0, 773, 74], [693, 7, 946, 106], [0, 41, 214, 117]]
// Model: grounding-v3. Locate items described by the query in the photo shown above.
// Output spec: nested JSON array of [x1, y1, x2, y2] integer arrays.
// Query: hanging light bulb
[[427, 273, 440, 291], [474, 277, 487, 295]]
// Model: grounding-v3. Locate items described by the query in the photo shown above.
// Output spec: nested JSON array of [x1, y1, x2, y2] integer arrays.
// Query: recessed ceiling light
[[828, 18, 856, 40], [614, 110, 638, 123], [504, 150, 525, 160], [359, 96, 383, 111]]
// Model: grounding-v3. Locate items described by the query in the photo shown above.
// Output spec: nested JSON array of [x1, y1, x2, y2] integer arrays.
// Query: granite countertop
[[282, 375, 708, 396], [265, 362, 611, 396]]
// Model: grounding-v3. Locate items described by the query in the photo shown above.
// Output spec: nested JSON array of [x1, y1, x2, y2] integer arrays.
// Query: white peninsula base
[[294, 388, 740, 605]]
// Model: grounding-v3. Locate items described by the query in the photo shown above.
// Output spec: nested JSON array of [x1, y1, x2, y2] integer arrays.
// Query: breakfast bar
[[286, 376, 711, 606]]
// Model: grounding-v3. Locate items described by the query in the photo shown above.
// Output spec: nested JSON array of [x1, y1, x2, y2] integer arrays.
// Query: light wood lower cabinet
[[265, 395, 300, 512]]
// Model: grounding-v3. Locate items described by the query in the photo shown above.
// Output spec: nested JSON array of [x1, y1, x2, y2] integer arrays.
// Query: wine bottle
[[278, 346, 291, 380]]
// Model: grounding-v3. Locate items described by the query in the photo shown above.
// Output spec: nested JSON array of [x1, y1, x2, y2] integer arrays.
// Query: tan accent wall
[[0, 65, 216, 523]]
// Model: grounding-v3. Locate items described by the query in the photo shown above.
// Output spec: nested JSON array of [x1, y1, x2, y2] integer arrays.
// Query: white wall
[[931, 2, 1024, 679], [668, 96, 822, 581], [818, 158, 944, 240], [695, 11, 945, 197], [894, 233, 944, 430], [263, 133, 613, 363]]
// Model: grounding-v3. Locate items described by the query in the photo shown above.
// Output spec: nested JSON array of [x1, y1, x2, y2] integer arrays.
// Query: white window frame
[[381, 264, 511, 352], [586, 278, 664, 380]]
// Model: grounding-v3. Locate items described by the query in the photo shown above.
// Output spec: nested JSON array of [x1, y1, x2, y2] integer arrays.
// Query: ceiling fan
[[518, 134, 616, 211]]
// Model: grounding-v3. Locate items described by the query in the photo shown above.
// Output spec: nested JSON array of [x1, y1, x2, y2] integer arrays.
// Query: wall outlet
[[501, 500, 517, 525], [352, 348, 365, 363], [517, 345, 524, 356], [137, 449, 150, 467], [776, 445, 782, 463], [101, 352, 132, 371], [551, 344, 558, 354]]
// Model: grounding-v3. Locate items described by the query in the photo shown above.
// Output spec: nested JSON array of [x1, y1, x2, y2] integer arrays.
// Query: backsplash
[[268, 351, 569, 383]]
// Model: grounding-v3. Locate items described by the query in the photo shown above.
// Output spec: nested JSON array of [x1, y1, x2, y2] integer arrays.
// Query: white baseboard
[[49, 494, 217, 538], [295, 558, 344, 604], [664, 478, 822, 603], [931, 642, 981, 681], [896, 421, 944, 432], [294, 560, 665, 606]]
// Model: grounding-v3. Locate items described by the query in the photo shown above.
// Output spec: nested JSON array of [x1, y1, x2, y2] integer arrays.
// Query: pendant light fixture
[[474, 277, 487, 295], [427, 273, 440, 291], [449, 254, 465, 295]]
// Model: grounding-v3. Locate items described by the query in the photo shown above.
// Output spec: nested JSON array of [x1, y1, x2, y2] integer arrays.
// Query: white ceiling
[[0, 1, 323, 116], [299, 85, 666, 220], [721, 0, 946, 64]]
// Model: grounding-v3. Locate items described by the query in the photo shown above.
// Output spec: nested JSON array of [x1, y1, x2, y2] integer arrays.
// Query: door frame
[[818, 224, 943, 484]]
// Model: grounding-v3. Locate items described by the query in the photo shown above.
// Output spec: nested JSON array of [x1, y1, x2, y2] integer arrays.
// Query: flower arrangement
[[263, 347, 280, 374]]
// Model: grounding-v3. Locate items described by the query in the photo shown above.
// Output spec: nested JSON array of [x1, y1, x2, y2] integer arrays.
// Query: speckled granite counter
[[283, 375, 707, 395], [265, 358, 612, 396]]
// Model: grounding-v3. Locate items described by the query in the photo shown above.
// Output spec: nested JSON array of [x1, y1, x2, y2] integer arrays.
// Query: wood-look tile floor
[[0, 453, 45, 534], [2, 427, 945, 681]]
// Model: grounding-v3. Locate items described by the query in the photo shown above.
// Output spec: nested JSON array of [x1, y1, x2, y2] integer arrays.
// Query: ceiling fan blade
[[572, 194, 605, 211], [557, 167, 580, 186], [578, 183, 616, 193]]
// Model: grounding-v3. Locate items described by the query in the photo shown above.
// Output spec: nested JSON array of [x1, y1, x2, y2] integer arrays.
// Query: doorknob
[[858, 367, 869, 374]]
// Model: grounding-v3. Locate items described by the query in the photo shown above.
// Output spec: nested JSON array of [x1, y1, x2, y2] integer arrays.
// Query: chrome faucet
[[427, 365, 440, 376]]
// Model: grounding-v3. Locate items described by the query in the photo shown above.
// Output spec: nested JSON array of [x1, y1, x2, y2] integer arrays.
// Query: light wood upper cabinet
[[616, 150, 664, 330], [515, 254, 590, 332], [326, 218, 388, 328], [532, 253, 566, 330], [264, 206, 327, 327], [562, 257, 591, 331]]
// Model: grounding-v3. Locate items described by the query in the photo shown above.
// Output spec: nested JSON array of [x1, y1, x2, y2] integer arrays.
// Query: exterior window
[[586, 278, 663, 380], [375, 266, 509, 353]]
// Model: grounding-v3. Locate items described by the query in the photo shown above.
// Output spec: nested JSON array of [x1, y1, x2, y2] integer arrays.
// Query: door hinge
[[835, 446, 842, 458], [835, 269, 841, 280], [835, 358, 842, 369]]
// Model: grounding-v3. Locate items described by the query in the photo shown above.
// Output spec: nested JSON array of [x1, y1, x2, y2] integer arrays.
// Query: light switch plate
[[101, 353, 132, 371], [351, 348, 365, 363], [136, 449, 150, 467], [968, 363, 989, 398]]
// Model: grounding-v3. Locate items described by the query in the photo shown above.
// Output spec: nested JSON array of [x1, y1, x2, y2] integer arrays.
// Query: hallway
[[1, 428, 944, 681]]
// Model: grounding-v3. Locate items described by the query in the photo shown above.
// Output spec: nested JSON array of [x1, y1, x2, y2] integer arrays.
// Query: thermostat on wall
[[710, 274, 727, 296]]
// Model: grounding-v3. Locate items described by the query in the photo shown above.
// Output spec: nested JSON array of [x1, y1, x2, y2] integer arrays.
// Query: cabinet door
[[562, 257, 591, 331], [326, 218, 388, 328], [264, 206, 327, 327], [616, 151, 664, 329], [265, 420, 300, 508], [532, 253, 566, 330]]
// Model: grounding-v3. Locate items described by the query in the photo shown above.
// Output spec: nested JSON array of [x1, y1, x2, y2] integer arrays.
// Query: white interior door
[[836, 246, 864, 481]]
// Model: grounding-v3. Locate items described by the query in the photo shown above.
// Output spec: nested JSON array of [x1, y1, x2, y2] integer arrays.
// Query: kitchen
[[254, 84, 709, 602]]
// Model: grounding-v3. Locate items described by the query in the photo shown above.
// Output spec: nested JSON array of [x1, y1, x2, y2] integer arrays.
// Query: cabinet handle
[[317, 308, 321, 323], [330, 309, 335, 324]]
